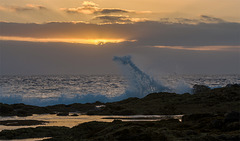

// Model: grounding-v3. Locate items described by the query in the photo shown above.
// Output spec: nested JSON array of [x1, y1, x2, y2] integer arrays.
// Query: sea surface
[[0, 74, 239, 106]]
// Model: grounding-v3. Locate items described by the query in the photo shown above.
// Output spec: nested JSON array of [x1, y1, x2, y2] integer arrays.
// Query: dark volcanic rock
[[57, 112, 69, 116], [224, 111, 240, 123], [70, 114, 79, 116], [0, 126, 69, 140], [226, 84, 240, 88], [0, 103, 50, 117], [182, 113, 214, 122], [87, 86, 240, 115], [0, 120, 48, 126], [210, 119, 224, 129], [16, 110, 33, 117], [225, 122, 240, 131], [192, 84, 211, 94], [0, 104, 14, 114]]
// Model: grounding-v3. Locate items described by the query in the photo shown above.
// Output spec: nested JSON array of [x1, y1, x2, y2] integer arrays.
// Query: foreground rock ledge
[[0, 112, 239, 141]]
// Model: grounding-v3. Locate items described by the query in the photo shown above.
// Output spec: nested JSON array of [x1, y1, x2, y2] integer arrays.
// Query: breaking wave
[[113, 55, 171, 97]]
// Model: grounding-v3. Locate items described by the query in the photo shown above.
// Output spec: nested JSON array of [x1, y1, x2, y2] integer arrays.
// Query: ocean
[[0, 56, 239, 106], [0, 74, 239, 106]]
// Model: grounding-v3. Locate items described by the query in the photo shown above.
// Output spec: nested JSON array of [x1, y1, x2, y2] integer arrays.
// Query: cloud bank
[[92, 15, 148, 24], [0, 20, 239, 46], [0, 4, 47, 12], [160, 15, 226, 24]]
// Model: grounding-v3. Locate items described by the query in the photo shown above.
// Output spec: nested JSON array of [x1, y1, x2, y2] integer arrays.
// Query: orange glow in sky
[[0, 36, 136, 45], [154, 46, 240, 51]]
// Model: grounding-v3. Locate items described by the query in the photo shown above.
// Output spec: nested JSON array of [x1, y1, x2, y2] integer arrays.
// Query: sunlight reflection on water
[[0, 114, 183, 131]]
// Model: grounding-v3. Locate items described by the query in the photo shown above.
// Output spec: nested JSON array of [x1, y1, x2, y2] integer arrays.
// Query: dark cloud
[[63, 7, 131, 15], [200, 15, 225, 23], [13, 5, 47, 11], [96, 8, 130, 14], [93, 15, 147, 24], [160, 15, 225, 24], [0, 20, 239, 46], [0, 4, 47, 12], [160, 18, 199, 24], [93, 15, 133, 24], [134, 21, 240, 46]]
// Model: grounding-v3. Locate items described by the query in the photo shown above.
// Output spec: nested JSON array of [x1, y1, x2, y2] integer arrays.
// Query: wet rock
[[210, 119, 224, 129], [0, 126, 69, 140], [192, 84, 211, 94], [16, 110, 32, 117], [57, 112, 69, 116], [226, 84, 240, 88], [0, 120, 48, 126], [224, 122, 240, 131], [70, 114, 79, 116], [117, 109, 136, 115], [224, 111, 240, 123], [0, 104, 14, 115], [182, 113, 214, 122], [218, 134, 240, 141], [197, 135, 219, 141], [112, 119, 122, 124]]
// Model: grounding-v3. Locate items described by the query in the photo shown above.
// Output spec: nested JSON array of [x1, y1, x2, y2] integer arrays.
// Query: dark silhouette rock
[[192, 84, 211, 94], [225, 122, 240, 131], [210, 119, 224, 129], [0, 120, 48, 126], [182, 113, 214, 122], [0, 104, 14, 115], [71, 114, 79, 116], [0, 126, 69, 140], [224, 111, 240, 123], [226, 84, 240, 88], [1, 113, 239, 141], [16, 110, 32, 117], [57, 112, 69, 116]]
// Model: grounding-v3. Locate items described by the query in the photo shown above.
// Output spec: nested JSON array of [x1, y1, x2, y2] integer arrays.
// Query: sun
[[91, 39, 125, 45]]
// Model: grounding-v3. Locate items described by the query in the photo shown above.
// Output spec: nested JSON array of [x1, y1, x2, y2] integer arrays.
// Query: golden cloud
[[61, 1, 152, 15]]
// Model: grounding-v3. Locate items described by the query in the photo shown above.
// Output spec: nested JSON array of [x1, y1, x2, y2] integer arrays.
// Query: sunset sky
[[0, 0, 239, 75]]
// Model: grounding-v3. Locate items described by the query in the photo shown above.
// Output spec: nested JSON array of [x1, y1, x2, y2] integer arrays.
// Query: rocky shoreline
[[0, 84, 239, 140], [1, 84, 239, 117], [0, 112, 239, 140]]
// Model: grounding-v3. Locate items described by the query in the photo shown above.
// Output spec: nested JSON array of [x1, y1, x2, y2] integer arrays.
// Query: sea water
[[1, 74, 239, 106], [0, 56, 239, 106]]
